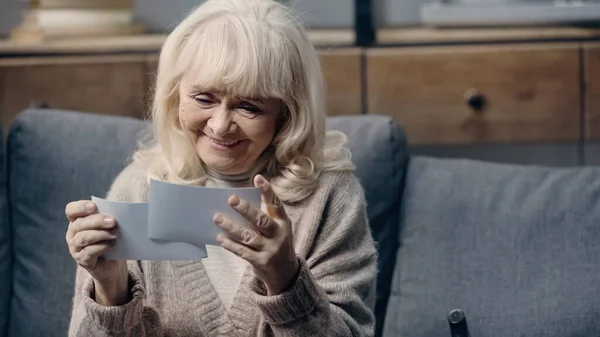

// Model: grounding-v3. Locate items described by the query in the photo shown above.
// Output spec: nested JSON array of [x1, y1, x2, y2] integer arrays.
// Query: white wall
[[289, 0, 354, 28], [134, 0, 355, 31], [132, 0, 201, 33], [375, 0, 425, 27]]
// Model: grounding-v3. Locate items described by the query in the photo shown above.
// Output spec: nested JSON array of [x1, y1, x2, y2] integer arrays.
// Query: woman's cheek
[[239, 117, 277, 139], [179, 102, 206, 128]]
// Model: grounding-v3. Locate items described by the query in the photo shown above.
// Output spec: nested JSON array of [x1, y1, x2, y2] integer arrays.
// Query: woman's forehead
[[182, 85, 281, 107], [180, 75, 282, 102]]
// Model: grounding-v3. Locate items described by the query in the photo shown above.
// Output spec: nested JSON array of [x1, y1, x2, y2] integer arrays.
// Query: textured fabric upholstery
[[326, 115, 408, 337], [0, 125, 11, 337], [385, 157, 600, 336], [7, 109, 145, 337]]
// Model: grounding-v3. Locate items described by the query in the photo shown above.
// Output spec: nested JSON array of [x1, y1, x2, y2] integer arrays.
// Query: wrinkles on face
[[177, 80, 282, 175]]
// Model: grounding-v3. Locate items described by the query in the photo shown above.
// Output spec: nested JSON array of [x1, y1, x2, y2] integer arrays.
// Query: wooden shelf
[[0, 29, 355, 55], [4, 27, 599, 55], [377, 26, 600, 45], [0, 35, 163, 55]]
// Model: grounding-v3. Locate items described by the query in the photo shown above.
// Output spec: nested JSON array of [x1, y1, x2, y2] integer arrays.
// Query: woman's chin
[[200, 157, 243, 175], [196, 141, 258, 175]]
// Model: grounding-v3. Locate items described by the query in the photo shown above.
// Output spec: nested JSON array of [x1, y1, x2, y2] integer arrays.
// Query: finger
[[214, 214, 264, 250], [228, 195, 278, 237], [69, 213, 116, 236], [254, 175, 287, 220], [67, 213, 114, 241], [65, 200, 97, 222], [75, 241, 116, 268], [217, 234, 260, 264], [69, 229, 119, 253]]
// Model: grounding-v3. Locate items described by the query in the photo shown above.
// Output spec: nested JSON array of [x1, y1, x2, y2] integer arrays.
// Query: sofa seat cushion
[[384, 157, 600, 336]]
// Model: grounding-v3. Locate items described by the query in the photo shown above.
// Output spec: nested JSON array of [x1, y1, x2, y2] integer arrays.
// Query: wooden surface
[[367, 43, 581, 145], [584, 42, 600, 140], [0, 27, 591, 146], [2, 27, 598, 55], [2, 27, 599, 55], [0, 29, 355, 55], [0, 54, 146, 67], [377, 27, 600, 45], [319, 48, 362, 116], [0, 35, 163, 55], [0, 55, 147, 135]]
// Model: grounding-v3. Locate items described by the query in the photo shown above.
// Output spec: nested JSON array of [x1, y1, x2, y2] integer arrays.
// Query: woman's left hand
[[214, 174, 300, 296]]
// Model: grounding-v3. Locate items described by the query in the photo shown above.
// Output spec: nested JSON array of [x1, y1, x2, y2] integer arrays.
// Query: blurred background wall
[[0, 0, 428, 36]]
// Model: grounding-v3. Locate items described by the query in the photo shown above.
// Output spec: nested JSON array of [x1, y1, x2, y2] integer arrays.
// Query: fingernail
[[229, 195, 240, 207], [85, 203, 95, 212], [216, 235, 225, 243], [214, 214, 223, 224], [255, 175, 265, 186], [104, 217, 115, 227]]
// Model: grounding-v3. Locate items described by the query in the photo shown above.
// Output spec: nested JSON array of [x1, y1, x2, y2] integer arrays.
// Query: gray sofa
[[1, 109, 600, 337]]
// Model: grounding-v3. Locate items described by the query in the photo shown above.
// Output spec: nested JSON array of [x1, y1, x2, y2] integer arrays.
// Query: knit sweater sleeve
[[247, 172, 378, 337], [68, 160, 164, 337]]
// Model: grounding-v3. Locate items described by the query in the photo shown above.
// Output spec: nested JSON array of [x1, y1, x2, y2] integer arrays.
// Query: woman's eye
[[238, 105, 262, 114], [193, 96, 213, 104]]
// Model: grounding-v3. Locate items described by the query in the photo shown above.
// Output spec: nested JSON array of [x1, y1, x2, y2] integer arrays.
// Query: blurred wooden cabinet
[[2, 30, 600, 149], [584, 42, 600, 140], [0, 55, 148, 135], [367, 43, 581, 145], [319, 48, 362, 116]]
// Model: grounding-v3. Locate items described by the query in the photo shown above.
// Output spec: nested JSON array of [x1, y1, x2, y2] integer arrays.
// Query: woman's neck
[[205, 168, 253, 187], [204, 154, 269, 188]]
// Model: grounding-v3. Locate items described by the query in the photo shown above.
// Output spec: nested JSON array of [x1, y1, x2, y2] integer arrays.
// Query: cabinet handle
[[463, 88, 486, 113], [28, 100, 49, 109]]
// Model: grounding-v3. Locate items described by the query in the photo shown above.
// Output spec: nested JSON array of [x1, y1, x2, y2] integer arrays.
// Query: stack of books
[[11, 0, 145, 42]]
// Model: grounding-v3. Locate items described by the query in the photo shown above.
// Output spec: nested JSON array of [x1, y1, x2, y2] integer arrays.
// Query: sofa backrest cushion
[[0, 126, 10, 337], [327, 116, 408, 337], [7, 109, 145, 337], [384, 157, 600, 336]]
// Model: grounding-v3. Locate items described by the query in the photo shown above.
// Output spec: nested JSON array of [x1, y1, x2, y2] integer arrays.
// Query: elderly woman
[[65, 0, 377, 336]]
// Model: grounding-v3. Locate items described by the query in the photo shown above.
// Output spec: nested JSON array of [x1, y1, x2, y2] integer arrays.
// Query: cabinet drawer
[[0, 55, 147, 135], [319, 48, 362, 116], [367, 44, 581, 145]]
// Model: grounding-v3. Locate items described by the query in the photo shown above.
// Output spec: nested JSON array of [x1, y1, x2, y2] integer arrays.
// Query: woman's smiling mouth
[[205, 134, 244, 150]]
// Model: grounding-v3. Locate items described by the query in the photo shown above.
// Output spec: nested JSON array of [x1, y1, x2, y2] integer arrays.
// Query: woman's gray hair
[[136, 0, 354, 203]]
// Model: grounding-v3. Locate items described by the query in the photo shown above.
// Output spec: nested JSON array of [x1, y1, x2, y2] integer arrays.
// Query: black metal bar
[[355, 0, 375, 46]]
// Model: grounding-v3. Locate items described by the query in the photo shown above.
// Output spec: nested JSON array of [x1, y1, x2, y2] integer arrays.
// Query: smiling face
[[178, 79, 282, 175]]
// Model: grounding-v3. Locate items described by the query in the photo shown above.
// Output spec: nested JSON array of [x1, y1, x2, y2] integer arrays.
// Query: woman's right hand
[[65, 200, 129, 305]]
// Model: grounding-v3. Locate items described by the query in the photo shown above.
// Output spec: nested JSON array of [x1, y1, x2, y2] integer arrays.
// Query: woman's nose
[[207, 107, 234, 137]]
